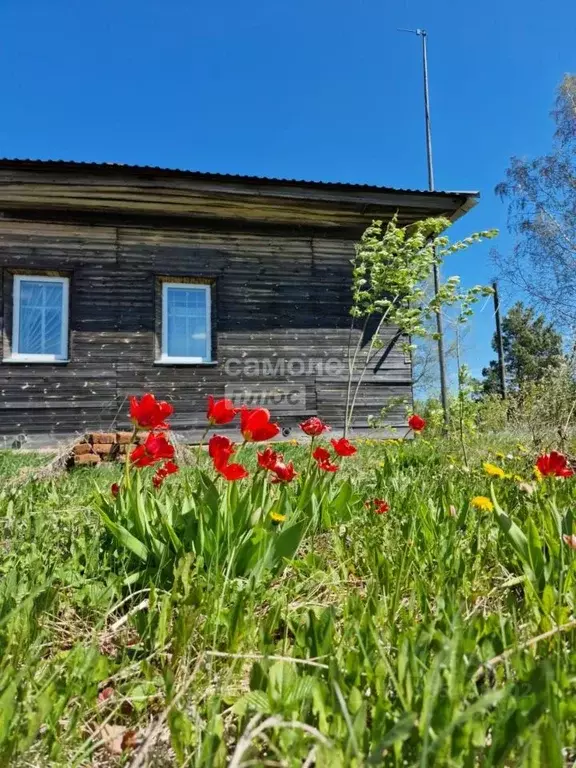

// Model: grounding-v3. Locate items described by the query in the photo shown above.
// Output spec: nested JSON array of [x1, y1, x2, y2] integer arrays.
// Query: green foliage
[[95, 457, 360, 589], [345, 215, 497, 432], [482, 301, 566, 394], [2, 433, 576, 765], [351, 215, 496, 333]]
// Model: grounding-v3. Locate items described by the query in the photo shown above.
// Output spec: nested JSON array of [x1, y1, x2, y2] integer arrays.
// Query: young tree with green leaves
[[344, 215, 497, 435]]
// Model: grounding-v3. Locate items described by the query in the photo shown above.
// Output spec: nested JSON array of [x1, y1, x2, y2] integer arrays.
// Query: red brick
[[93, 443, 114, 455], [116, 431, 133, 445], [73, 443, 93, 456], [89, 432, 116, 444], [75, 453, 101, 466]]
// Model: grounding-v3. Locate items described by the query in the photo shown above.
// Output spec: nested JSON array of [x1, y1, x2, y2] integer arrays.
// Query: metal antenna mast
[[399, 28, 449, 424]]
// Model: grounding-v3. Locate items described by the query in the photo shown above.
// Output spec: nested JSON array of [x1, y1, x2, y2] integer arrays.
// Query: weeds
[[1, 398, 576, 766]]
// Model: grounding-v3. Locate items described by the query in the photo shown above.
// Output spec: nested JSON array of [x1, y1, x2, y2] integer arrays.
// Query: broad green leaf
[[98, 509, 150, 562]]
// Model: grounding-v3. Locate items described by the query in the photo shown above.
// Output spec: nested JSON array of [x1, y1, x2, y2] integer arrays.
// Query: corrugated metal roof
[[0, 157, 477, 199]]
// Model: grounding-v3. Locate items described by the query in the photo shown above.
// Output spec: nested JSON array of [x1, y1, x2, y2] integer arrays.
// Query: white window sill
[[154, 359, 218, 366], [2, 357, 70, 364]]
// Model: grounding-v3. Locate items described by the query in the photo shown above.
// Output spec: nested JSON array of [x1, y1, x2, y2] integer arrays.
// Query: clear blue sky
[[1, 0, 574, 385]]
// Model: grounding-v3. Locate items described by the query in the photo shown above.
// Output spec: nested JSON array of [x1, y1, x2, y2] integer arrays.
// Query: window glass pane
[[165, 286, 208, 359], [18, 280, 64, 355]]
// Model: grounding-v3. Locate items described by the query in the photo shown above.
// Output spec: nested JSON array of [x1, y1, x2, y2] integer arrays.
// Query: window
[[160, 282, 211, 363], [11, 275, 69, 362]]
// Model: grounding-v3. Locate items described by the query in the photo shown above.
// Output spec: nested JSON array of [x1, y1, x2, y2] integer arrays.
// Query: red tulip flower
[[374, 499, 390, 515], [366, 498, 390, 515], [130, 432, 175, 467], [206, 395, 238, 425], [129, 393, 174, 430], [208, 434, 248, 480], [217, 461, 249, 481], [271, 461, 298, 483], [208, 435, 235, 467], [408, 414, 426, 432], [312, 446, 331, 463], [152, 460, 179, 488], [240, 407, 280, 442], [330, 438, 357, 457], [536, 451, 574, 478], [317, 459, 339, 472], [300, 416, 330, 437], [257, 447, 282, 471], [312, 447, 338, 472], [111, 483, 120, 497]]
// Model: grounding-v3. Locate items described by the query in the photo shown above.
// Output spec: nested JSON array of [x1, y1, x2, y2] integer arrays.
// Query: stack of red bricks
[[71, 432, 141, 466]]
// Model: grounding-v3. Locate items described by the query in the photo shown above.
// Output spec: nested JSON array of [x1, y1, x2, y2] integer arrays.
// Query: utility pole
[[492, 281, 507, 398], [399, 28, 449, 426]]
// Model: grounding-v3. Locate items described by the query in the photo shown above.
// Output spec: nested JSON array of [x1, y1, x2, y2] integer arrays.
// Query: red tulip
[[330, 438, 357, 457], [374, 499, 390, 515], [317, 459, 339, 473], [129, 393, 174, 430], [366, 498, 390, 515], [312, 446, 331, 463], [207, 434, 248, 480], [300, 416, 330, 437], [408, 414, 426, 432], [217, 462, 249, 481], [206, 395, 238, 425], [111, 483, 120, 497], [257, 447, 282, 471], [271, 461, 298, 483], [154, 460, 180, 486], [130, 432, 175, 467], [312, 447, 339, 472], [208, 434, 235, 458], [240, 407, 280, 442], [536, 451, 574, 478], [208, 435, 235, 469]]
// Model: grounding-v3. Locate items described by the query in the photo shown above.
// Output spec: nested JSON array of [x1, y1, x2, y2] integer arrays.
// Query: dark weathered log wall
[[0, 217, 412, 446]]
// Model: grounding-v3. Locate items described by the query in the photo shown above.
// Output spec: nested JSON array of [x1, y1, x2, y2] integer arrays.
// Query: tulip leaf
[[490, 486, 530, 565], [272, 519, 308, 572], [98, 509, 150, 562]]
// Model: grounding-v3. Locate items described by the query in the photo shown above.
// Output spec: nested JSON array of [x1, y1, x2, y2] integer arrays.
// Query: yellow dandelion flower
[[471, 496, 494, 512], [483, 462, 506, 479], [534, 467, 543, 482], [289, 439, 298, 446], [270, 511, 286, 523], [495, 451, 505, 460]]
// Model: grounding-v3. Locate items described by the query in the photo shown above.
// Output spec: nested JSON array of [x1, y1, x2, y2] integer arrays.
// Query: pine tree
[[482, 302, 564, 394]]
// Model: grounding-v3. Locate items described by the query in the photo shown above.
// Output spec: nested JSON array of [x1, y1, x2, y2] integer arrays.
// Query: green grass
[[1, 436, 576, 767]]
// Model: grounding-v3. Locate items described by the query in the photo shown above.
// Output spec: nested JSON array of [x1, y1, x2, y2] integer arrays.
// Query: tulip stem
[[124, 426, 139, 489], [197, 425, 211, 466], [306, 436, 316, 476]]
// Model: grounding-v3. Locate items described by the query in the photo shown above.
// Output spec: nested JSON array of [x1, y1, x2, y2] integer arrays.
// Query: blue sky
[[1, 0, 574, 385]]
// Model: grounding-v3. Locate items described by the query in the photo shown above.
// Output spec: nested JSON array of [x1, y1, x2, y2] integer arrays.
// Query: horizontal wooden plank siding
[[0, 166, 472, 233], [0, 215, 413, 446]]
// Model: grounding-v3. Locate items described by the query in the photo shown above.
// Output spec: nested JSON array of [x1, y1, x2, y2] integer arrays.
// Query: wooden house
[[0, 159, 477, 447]]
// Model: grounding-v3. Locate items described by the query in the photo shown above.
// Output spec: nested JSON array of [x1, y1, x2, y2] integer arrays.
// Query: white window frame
[[10, 275, 69, 363], [159, 281, 212, 364]]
